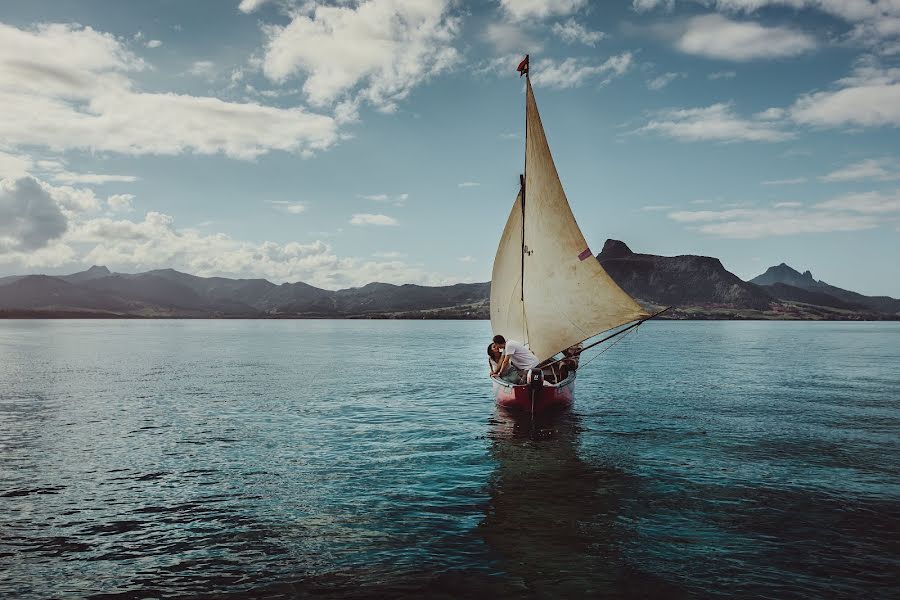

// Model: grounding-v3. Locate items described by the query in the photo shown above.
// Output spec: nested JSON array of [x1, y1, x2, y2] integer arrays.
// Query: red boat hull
[[492, 373, 575, 413]]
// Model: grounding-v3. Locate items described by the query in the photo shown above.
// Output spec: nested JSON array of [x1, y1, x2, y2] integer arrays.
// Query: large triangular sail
[[490, 75, 647, 363], [490, 190, 527, 345]]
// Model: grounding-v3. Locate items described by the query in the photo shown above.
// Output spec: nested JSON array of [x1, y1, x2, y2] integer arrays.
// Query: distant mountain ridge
[[597, 240, 772, 310], [750, 263, 900, 315], [1, 242, 896, 320]]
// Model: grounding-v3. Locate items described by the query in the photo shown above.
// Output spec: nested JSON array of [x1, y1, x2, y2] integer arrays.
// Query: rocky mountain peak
[[597, 239, 633, 261]]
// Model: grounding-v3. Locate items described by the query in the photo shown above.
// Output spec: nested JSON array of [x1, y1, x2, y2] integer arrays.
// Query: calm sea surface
[[0, 320, 898, 599]]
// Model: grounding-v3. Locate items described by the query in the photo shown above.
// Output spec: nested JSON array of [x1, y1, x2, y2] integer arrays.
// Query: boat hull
[[492, 373, 575, 413]]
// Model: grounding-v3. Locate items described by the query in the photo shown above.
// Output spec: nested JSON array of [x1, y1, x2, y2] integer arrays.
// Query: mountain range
[[0, 240, 896, 320]]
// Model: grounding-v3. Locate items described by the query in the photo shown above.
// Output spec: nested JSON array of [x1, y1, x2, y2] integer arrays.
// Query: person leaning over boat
[[490, 335, 539, 384], [487, 343, 515, 380]]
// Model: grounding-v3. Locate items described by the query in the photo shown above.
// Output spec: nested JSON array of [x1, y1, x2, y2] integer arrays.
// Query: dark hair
[[492, 334, 506, 345], [487, 344, 498, 360]]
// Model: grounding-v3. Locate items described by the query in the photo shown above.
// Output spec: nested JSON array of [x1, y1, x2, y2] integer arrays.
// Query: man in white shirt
[[490, 334, 539, 384]]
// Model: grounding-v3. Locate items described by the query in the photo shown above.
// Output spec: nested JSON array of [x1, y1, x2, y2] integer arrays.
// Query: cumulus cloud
[[0, 22, 339, 160], [674, 14, 816, 61], [107, 193, 134, 212], [350, 213, 398, 226], [238, 0, 274, 13], [551, 18, 605, 46], [789, 59, 900, 128], [0, 207, 460, 288], [259, 0, 460, 111], [531, 53, 634, 89], [0, 150, 33, 179], [145, 39, 162, 48], [634, 102, 793, 142], [0, 177, 68, 251], [500, 0, 586, 21]]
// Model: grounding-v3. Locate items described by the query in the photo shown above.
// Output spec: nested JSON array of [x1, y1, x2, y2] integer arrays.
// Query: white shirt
[[503, 340, 539, 371]]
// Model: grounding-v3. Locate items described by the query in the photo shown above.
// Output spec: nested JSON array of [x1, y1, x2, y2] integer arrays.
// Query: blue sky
[[0, 0, 898, 295]]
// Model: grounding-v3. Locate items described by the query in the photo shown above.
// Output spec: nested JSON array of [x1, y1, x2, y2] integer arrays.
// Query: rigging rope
[[576, 323, 639, 371]]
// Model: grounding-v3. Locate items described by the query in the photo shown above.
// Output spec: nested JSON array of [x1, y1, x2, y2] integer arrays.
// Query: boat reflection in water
[[480, 409, 686, 598]]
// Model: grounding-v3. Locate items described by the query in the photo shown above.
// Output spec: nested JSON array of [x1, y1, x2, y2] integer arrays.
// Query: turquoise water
[[0, 320, 897, 598]]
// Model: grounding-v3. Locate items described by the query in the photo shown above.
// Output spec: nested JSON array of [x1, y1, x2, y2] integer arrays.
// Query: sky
[[0, 0, 898, 296]]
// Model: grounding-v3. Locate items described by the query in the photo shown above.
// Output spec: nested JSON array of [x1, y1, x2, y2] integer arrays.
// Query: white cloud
[[500, 0, 586, 21], [458, 181, 480, 188], [634, 102, 793, 142], [0, 177, 68, 251], [361, 193, 389, 202], [458, 255, 475, 263], [531, 53, 633, 89], [641, 204, 672, 211], [260, 0, 460, 110], [359, 192, 408, 206], [820, 158, 900, 182], [0, 22, 339, 160], [635, 0, 900, 53], [762, 177, 807, 185], [647, 72, 683, 90], [708, 70, 736, 79], [485, 24, 537, 55], [270, 200, 307, 214], [667, 187, 900, 238], [755, 107, 785, 120], [146, 39, 162, 49], [815, 189, 900, 213], [52, 172, 139, 184], [238, 0, 274, 13], [44, 183, 101, 213], [107, 193, 134, 212], [1, 207, 462, 288], [674, 14, 816, 61], [350, 213, 398, 226], [790, 60, 900, 128], [189, 60, 216, 78], [551, 18, 605, 46], [668, 206, 878, 238], [0, 150, 33, 179]]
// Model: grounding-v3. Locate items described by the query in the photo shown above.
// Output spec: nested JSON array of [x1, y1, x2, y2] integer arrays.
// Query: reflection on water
[[481, 409, 686, 598]]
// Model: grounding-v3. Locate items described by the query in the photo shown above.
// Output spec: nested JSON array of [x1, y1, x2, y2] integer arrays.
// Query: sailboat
[[490, 56, 665, 413]]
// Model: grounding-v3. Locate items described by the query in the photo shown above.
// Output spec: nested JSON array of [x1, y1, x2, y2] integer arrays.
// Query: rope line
[[576, 323, 639, 370]]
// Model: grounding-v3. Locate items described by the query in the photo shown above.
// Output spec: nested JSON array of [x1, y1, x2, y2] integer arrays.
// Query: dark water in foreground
[[0, 320, 898, 599]]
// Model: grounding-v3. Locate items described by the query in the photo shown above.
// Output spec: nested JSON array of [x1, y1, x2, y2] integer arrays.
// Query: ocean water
[[0, 319, 897, 599]]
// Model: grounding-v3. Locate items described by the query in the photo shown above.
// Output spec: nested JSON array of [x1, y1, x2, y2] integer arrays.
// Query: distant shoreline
[[2, 311, 897, 322]]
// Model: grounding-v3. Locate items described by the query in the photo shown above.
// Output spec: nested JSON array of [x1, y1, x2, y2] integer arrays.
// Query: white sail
[[490, 191, 528, 345], [491, 77, 646, 363]]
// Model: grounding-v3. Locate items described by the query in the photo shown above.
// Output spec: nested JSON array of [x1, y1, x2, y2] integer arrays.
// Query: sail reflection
[[480, 409, 681, 597]]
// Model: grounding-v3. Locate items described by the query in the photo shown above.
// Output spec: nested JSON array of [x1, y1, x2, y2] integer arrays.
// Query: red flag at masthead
[[516, 54, 529, 77]]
